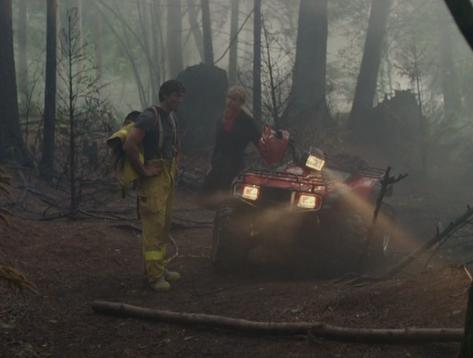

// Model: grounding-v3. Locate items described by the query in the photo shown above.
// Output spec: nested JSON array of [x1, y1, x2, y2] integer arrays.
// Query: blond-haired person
[[203, 86, 261, 201]]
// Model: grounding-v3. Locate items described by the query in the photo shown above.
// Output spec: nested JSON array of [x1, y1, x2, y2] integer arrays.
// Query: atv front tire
[[211, 206, 253, 273]]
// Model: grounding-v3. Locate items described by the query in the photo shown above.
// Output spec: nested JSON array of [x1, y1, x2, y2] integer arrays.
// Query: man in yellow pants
[[123, 80, 185, 292]]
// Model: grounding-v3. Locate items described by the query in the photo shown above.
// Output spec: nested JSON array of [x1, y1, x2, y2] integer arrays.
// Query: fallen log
[[91, 300, 463, 343]]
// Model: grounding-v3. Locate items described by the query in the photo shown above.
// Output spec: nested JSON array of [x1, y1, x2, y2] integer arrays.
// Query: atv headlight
[[241, 185, 260, 201], [297, 194, 318, 209], [306, 154, 325, 171]]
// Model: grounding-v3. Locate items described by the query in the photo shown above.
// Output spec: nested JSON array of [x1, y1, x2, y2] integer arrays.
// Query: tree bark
[[167, 0, 183, 78], [282, 0, 330, 129], [459, 282, 473, 357], [65, 11, 77, 215], [350, 0, 392, 130], [17, 0, 28, 108], [253, 0, 262, 122], [0, 0, 30, 164], [92, 301, 463, 343], [40, 0, 58, 178], [186, 0, 204, 62], [228, 0, 239, 84], [201, 0, 214, 65]]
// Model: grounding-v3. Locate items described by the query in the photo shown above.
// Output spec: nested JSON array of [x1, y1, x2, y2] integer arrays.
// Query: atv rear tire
[[369, 203, 397, 265], [211, 206, 252, 273], [328, 211, 389, 274]]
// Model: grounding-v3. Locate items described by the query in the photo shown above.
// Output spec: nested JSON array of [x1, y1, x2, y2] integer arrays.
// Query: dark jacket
[[204, 109, 261, 192]]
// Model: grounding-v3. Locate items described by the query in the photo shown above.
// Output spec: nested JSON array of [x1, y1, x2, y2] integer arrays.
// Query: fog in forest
[[2, 1, 473, 356], [2, 0, 472, 190]]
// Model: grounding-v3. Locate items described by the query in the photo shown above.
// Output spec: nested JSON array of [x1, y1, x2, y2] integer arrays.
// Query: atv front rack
[[238, 168, 325, 194]]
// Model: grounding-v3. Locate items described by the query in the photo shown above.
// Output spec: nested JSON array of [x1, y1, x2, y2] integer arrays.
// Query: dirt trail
[[0, 187, 469, 357]]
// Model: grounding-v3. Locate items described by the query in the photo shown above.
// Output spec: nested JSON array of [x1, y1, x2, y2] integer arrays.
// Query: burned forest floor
[[1, 165, 472, 358]]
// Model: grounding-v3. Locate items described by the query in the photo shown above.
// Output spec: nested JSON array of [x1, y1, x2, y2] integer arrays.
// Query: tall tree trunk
[[201, 0, 214, 65], [187, 0, 204, 62], [93, 9, 103, 86], [0, 0, 30, 164], [282, 0, 330, 128], [65, 12, 77, 215], [17, 0, 28, 108], [167, 0, 183, 78], [350, 0, 392, 129], [150, 1, 162, 103], [40, 0, 58, 178], [76, 0, 84, 56], [253, 0, 262, 122], [441, 24, 462, 121], [152, 0, 164, 96], [137, 1, 158, 103], [228, 0, 239, 84]]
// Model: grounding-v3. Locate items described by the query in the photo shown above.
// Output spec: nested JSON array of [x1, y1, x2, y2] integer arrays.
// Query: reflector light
[[306, 155, 325, 171], [241, 185, 260, 201], [297, 194, 318, 209]]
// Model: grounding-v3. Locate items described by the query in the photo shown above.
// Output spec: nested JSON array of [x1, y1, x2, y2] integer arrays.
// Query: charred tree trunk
[[17, 0, 28, 108], [186, 0, 204, 62], [167, 0, 183, 78], [40, 0, 58, 178], [350, 0, 392, 132], [228, 0, 239, 84], [0, 0, 30, 164], [64, 12, 78, 215], [201, 0, 214, 65], [459, 282, 473, 357], [282, 0, 330, 129], [253, 0, 262, 122]]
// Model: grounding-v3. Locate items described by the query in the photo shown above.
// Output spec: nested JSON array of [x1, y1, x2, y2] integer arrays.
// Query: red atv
[[211, 127, 397, 275]]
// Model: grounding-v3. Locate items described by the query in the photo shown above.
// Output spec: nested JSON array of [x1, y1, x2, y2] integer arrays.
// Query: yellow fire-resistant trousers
[[137, 159, 176, 283]]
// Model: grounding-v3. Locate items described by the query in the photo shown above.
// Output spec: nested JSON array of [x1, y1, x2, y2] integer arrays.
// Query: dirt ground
[[0, 176, 471, 358]]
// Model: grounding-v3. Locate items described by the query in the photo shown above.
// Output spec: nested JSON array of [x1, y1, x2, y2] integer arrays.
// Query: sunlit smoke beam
[[323, 169, 421, 254]]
